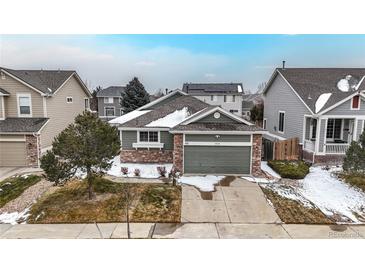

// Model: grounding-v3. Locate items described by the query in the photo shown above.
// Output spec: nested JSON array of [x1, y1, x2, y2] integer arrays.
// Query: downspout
[[32, 132, 40, 168]]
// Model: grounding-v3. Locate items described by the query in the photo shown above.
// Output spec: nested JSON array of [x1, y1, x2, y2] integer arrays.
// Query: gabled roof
[[96, 86, 125, 97], [264, 68, 365, 114], [0, 67, 91, 97], [0, 118, 49, 133], [182, 83, 244, 95]]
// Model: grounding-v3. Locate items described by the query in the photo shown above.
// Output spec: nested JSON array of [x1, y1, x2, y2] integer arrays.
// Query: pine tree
[[40, 111, 120, 199], [343, 131, 365, 174], [90, 86, 102, 112], [121, 77, 150, 113]]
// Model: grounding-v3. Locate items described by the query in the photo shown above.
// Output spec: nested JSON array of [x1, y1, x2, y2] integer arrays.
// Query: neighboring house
[[263, 67, 365, 163], [96, 86, 125, 120], [109, 90, 264, 176], [0, 67, 91, 167], [242, 93, 263, 120], [182, 83, 244, 116]]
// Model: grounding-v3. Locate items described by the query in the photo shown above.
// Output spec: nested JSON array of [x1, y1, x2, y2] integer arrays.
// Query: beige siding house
[[0, 67, 91, 167]]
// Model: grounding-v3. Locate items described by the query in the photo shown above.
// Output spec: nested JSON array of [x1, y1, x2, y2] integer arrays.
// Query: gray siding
[[148, 93, 183, 109], [196, 112, 239, 124], [184, 146, 251, 174], [98, 97, 122, 117], [356, 119, 364, 140], [121, 130, 173, 150], [318, 119, 326, 153], [192, 94, 243, 115], [185, 134, 250, 142], [325, 97, 365, 116], [263, 74, 312, 143]]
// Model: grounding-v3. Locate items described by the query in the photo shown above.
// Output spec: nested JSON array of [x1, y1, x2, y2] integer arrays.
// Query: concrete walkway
[[1, 223, 365, 239]]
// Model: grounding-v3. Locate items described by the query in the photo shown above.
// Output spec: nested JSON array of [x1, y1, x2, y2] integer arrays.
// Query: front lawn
[[27, 177, 181, 224], [268, 160, 310, 179], [338, 173, 365, 192], [0, 175, 41, 208]]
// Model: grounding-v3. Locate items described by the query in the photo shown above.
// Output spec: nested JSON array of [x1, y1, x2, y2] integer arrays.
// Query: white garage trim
[[0, 137, 26, 142], [184, 141, 251, 146]]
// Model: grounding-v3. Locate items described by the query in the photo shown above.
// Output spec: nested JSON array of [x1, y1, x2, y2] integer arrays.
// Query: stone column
[[173, 134, 183, 172], [25, 134, 40, 167], [251, 134, 262, 177]]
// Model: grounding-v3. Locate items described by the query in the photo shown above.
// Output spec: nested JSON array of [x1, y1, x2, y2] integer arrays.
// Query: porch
[[303, 117, 355, 155]]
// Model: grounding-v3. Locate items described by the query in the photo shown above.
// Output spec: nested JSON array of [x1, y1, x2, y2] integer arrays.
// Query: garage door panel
[[0, 141, 27, 166], [184, 146, 251, 174]]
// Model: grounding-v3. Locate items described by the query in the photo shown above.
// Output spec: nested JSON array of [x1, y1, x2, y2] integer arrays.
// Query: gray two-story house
[[263, 67, 365, 163], [182, 83, 244, 116], [0, 67, 91, 167], [96, 86, 125, 120]]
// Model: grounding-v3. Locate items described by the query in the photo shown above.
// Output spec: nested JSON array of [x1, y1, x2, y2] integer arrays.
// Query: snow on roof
[[146, 107, 190, 128], [315, 93, 332, 113], [237, 85, 243, 93], [108, 110, 151, 125], [337, 75, 358, 92]]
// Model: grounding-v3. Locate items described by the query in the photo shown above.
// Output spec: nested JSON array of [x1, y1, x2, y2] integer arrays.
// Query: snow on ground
[[315, 93, 332, 113], [0, 208, 30, 225], [146, 107, 190, 128], [261, 161, 281, 179], [108, 110, 151, 125], [242, 176, 275, 184], [106, 156, 173, 178], [178, 175, 224, 192]]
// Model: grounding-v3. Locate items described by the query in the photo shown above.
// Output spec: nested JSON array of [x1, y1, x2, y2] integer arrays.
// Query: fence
[[273, 137, 299, 160]]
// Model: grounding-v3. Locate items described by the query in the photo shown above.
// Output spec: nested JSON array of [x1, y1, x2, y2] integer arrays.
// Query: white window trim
[[309, 118, 317, 140], [17, 93, 32, 117], [211, 95, 218, 102], [351, 96, 361, 110], [278, 111, 285, 133], [84, 98, 90, 110], [66, 97, 73, 104], [104, 97, 113, 104], [133, 130, 163, 149], [104, 106, 115, 117], [263, 118, 267, 130]]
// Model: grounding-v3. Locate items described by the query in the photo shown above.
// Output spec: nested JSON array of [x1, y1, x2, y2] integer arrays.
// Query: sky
[[1, 34, 365, 93]]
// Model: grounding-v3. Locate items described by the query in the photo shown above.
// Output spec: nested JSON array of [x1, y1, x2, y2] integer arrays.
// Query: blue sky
[[1, 34, 365, 93]]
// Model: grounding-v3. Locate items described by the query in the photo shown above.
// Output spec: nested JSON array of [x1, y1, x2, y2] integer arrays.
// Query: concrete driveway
[[0, 167, 43, 181], [181, 177, 281, 223]]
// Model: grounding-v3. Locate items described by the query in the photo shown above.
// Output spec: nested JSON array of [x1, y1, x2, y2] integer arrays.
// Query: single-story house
[[109, 90, 265, 176]]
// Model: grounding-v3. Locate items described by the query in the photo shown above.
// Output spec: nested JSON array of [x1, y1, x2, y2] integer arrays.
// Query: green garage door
[[184, 146, 251, 174]]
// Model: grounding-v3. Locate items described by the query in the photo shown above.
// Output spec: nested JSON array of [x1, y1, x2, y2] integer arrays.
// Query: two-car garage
[[183, 134, 252, 175]]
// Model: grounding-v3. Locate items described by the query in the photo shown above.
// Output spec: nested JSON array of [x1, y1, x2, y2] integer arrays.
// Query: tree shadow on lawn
[[27, 177, 181, 224]]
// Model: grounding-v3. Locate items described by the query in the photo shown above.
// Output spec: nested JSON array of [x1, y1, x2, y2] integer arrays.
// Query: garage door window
[[18, 94, 32, 117]]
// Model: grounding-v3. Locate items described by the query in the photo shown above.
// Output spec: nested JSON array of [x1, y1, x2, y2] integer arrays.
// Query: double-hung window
[[105, 107, 115, 117], [84, 98, 90, 110], [104, 97, 113, 104], [18, 94, 31, 116], [278, 111, 285, 133], [139, 131, 158, 143]]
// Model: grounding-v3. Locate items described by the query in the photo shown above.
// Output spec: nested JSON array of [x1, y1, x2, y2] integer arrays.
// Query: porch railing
[[303, 139, 315, 152], [325, 143, 350, 154]]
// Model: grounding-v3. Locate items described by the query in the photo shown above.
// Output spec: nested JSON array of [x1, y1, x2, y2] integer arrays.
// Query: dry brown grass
[[261, 187, 334, 224], [338, 173, 365, 192], [27, 178, 181, 224]]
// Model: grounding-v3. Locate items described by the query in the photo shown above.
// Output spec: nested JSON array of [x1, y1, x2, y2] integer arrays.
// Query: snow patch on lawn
[[106, 156, 172, 178], [261, 161, 281, 179], [242, 176, 275, 184], [315, 93, 332, 113], [0, 208, 30, 225], [178, 175, 224, 192], [108, 110, 151, 125], [146, 107, 190, 128]]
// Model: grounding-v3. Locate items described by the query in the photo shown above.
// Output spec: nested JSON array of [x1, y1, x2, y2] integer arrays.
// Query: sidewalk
[[1, 223, 365, 239]]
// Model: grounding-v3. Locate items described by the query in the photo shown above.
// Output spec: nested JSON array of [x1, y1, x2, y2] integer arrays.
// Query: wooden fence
[[273, 137, 299, 160]]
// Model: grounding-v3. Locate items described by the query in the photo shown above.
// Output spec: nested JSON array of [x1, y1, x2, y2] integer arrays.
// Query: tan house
[[0, 67, 92, 167]]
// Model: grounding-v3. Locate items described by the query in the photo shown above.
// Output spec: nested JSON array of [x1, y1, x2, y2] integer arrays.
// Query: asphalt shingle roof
[[182, 83, 244, 95], [276, 68, 365, 113], [172, 123, 263, 132], [96, 86, 125, 97], [0, 118, 49, 133], [1, 67, 75, 95]]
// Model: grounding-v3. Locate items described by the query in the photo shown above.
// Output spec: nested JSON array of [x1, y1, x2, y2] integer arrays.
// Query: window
[[84, 98, 90, 110], [326, 119, 342, 140], [232, 95, 236, 102], [310, 119, 317, 140], [66, 97, 73, 103], [211, 95, 217, 102], [224, 95, 227, 102], [104, 97, 113, 104], [105, 107, 115, 117], [352, 95, 360, 110], [263, 118, 267, 130], [278, 111, 285, 133], [139, 131, 158, 143], [18, 94, 31, 116]]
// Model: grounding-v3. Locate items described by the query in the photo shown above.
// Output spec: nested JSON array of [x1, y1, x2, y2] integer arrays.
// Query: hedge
[[268, 160, 310, 179]]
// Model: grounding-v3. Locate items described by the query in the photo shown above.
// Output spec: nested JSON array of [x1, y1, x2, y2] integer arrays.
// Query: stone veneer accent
[[25, 134, 40, 167], [314, 154, 345, 165], [120, 149, 173, 163], [252, 134, 262, 177], [173, 134, 183, 172]]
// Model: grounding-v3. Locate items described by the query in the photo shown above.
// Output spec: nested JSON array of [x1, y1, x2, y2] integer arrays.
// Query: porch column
[[316, 119, 327, 154]]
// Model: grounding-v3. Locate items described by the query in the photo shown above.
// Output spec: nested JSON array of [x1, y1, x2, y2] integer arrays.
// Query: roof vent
[[282, 60, 286, 70]]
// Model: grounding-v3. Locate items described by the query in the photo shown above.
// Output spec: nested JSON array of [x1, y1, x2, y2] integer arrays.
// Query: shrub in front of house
[[157, 166, 167, 177], [134, 168, 141, 177], [121, 167, 129, 175], [343, 131, 365, 175], [268, 160, 310, 179]]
